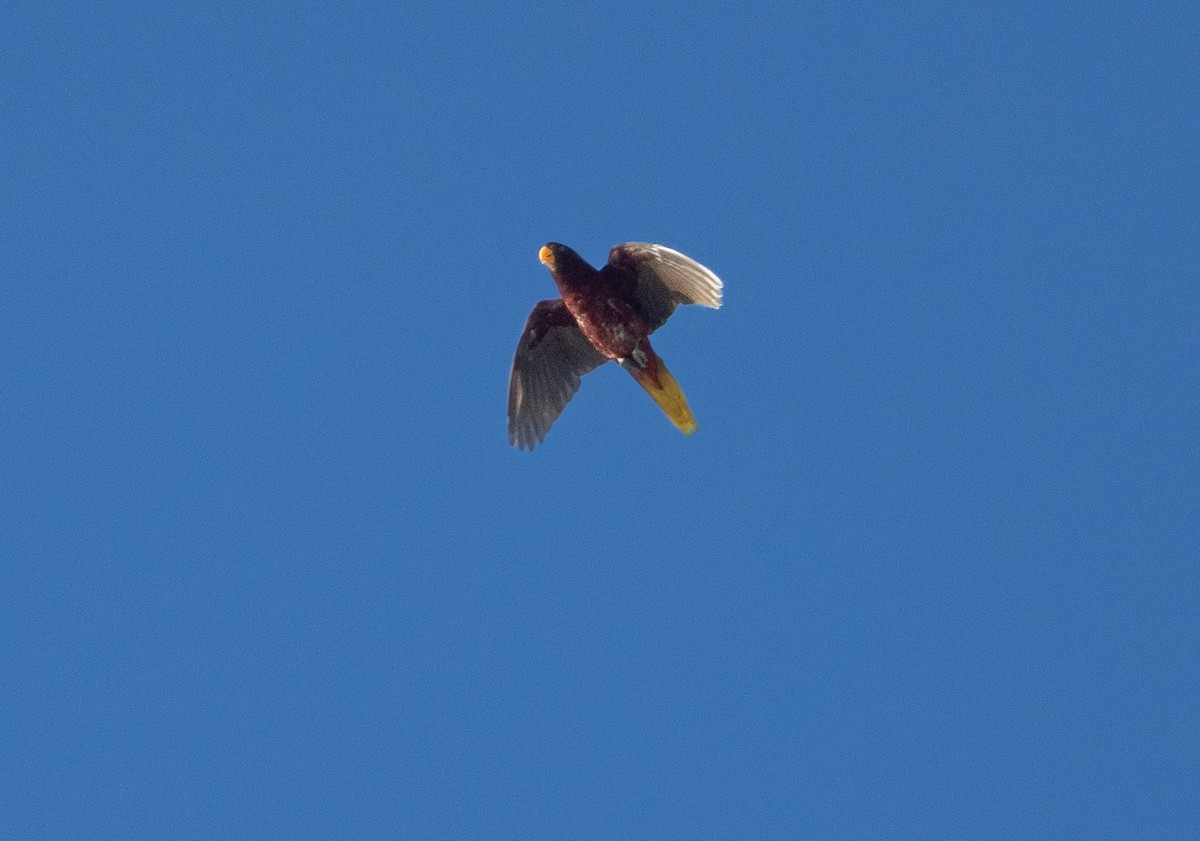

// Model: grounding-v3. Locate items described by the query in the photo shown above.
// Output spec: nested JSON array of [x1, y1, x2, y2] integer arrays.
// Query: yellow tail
[[631, 356, 698, 436]]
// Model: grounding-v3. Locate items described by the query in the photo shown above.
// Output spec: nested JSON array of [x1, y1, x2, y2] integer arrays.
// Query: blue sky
[[4, 2, 1197, 838]]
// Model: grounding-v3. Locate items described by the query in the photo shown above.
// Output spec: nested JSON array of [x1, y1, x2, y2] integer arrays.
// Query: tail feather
[[630, 356, 698, 436]]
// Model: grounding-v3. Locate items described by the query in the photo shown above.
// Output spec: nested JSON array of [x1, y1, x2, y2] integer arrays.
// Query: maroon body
[[542, 243, 662, 379], [507, 240, 723, 450]]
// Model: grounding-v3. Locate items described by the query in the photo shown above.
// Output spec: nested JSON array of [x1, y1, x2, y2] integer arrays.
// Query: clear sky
[[4, 2, 1198, 838]]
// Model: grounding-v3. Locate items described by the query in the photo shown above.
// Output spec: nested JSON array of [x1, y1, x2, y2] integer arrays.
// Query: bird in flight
[[508, 242, 723, 450]]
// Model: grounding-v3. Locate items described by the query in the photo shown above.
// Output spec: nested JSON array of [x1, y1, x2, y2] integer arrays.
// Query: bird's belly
[[579, 314, 641, 358], [562, 294, 643, 359]]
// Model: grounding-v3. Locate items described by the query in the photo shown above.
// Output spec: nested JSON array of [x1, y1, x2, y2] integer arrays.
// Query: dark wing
[[603, 243, 723, 332], [508, 299, 608, 450]]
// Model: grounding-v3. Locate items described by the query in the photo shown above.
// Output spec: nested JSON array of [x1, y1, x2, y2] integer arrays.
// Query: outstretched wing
[[508, 299, 608, 450], [603, 243, 723, 332]]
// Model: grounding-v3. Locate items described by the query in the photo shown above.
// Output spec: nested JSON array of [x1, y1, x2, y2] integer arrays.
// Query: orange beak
[[538, 245, 555, 268]]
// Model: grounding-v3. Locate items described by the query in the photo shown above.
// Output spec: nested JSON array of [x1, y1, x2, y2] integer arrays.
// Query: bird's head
[[538, 242, 585, 274]]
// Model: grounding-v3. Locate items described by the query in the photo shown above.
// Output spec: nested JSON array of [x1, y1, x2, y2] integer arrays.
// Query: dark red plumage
[[508, 242, 723, 450]]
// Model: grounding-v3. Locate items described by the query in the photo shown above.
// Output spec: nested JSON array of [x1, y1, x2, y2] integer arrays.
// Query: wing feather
[[604, 243, 723, 331], [507, 300, 607, 450]]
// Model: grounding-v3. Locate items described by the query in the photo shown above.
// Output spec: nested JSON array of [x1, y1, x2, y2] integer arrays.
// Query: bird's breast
[[560, 289, 645, 360]]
